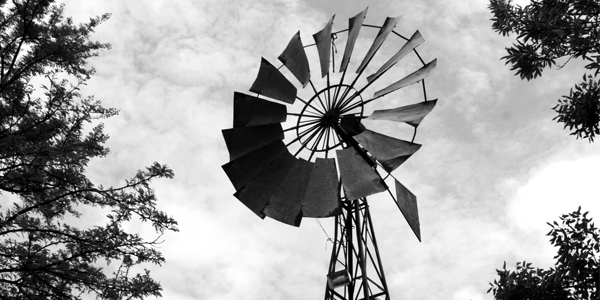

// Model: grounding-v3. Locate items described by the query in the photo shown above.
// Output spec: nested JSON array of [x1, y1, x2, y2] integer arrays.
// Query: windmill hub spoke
[[296, 84, 364, 154]]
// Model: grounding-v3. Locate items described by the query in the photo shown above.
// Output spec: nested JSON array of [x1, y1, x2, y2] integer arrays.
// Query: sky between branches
[[55, 0, 600, 299]]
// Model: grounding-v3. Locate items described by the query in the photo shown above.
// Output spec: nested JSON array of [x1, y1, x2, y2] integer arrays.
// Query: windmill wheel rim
[[295, 84, 364, 154]]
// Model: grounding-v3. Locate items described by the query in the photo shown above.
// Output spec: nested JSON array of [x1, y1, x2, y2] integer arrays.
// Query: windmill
[[222, 8, 437, 300]]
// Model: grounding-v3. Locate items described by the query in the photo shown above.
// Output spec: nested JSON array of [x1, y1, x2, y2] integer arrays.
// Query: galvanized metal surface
[[356, 16, 401, 75], [263, 158, 314, 226], [374, 58, 437, 98], [222, 11, 437, 235], [302, 158, 341, 218], [336, 147, 386, 200], [394, 179, 421, 241], [221, 140, 287, 191], [279, 31, 310, 87], [368, 99, 437, 127], [367, 30, 425, 83], [339, 8, 367, 73], [249, 57, 297, 104], [339, 115, 366, 136], [222, 123, 283, 161], [233, 92, 287, 127], [354, 129, 421, 173], [313, 16, 335, 78], [325, 199, 390, 300], [234, 151, 297, 216]]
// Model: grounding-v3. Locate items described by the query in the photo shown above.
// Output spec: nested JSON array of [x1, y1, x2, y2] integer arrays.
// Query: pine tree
[[0, 1, 178, 299]]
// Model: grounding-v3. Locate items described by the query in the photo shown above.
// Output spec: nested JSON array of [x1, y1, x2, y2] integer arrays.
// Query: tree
[[488, 207, 599, 300], [489, 0, 600, 142], [0, 1, 178, 299]]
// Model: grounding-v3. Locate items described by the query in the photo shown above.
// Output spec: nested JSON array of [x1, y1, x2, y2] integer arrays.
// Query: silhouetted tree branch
[[489, 0, 600, 141], [488, 207, 599, 300], [0, 1, 178, 299]]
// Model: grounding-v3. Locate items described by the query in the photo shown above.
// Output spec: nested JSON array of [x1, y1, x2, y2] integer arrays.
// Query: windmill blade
[[234, 151, 297, 217], [222, 123, 284, 161], [394, 180, 421, 241], [279, 31, 310, 87], [336, 147, 387, 200], [233, 92, 287, 128], [368, 99, 437, 127], [373, 59, 437, 98], [313, 15, 335, 78], [339, 114, 366, 136], [339, 7, 368, 73], [354, 129, 421, 173], [263, 158, 313, 226], [356, 16, 401, 75], [222, 140, 288, 191], [302, 158, 341, 218], [366, 30, 425, 83], [249, 57, 297, 104]]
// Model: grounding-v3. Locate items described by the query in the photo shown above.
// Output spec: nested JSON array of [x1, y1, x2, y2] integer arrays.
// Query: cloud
[[53, 1, 600, 300], [505, 154, 600, 265], [452, 285, 486, 300]]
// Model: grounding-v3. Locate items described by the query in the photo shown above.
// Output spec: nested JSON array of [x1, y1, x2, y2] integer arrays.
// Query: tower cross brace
[[325, 198, 390, 300]]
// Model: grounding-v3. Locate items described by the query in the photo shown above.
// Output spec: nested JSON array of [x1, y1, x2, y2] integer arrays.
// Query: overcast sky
[[59, 0, 600, 299]]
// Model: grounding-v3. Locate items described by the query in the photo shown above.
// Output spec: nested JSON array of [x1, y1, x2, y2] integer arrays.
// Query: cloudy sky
[[58, 0, 600, 299]]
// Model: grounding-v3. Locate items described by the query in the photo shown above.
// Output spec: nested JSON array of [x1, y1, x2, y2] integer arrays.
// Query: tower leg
[[325, 198, 390, 300]]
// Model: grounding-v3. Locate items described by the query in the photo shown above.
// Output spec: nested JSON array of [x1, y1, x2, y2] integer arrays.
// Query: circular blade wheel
[[222, 8, 437, 231]]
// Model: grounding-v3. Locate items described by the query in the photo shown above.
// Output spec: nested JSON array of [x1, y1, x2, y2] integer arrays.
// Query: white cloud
[[508, 154, 600, 239], [51, 1, 600, 300], [452, 285, 486, 300]]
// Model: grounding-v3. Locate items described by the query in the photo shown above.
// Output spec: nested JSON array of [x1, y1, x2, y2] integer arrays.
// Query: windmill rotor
[[222, 7, 437, 299]]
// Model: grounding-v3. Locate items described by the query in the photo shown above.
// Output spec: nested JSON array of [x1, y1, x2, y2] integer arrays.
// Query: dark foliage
[[489, 0, 600, 142], [488, 207, 599, 300], [553, 74, 600, 141], [0, 0, 178, 299]]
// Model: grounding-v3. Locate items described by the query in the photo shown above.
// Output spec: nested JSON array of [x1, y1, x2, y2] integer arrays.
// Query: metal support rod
[[296, 96, 326, 115], [283, 119, 320, 133], [309, 80, 328, 112], [325, 198, 390, 300], [346, 200, 355, 300], [365, 203, 390, 300], [354, 199, 370, 300]]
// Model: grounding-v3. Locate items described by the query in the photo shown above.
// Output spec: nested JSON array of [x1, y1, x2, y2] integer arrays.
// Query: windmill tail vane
[[221, 7, 437, 300]]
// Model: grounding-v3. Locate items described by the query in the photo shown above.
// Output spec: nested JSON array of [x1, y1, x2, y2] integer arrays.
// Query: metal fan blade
[[339, 7, 368, 73], [336, 147, 387, 200], [222, 123, 284, 161], [313, 15, 335, 78], [263, 158, 313, 226], [249, 57, 297, 104], [222, 140, 288, 191], [354, 129, 421, 173], [374, 59, 437, 98], [303, 158, 341, 218], [279, 31, 310, 87], [339, 114, 366, 136], [394, 180, 421, 241], [233, 92, 287, 128], [356, 16, 401, 75], [366, 30, 425, 83], [234, 151, 297, 217], [368, 99, 437, 127]]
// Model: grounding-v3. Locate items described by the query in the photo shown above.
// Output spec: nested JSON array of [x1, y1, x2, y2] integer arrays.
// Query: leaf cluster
[[553, 74, 600, 141], [489, 0, 600, 142], [0, 1, 178, 299], [488, 207, 599, 300]]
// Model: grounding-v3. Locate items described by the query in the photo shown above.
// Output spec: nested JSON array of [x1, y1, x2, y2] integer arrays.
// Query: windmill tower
[[222, 8, 437, 300]]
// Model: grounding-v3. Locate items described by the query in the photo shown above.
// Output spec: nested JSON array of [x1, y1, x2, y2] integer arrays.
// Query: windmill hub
[[320, 111, 340, 127], [295, 84, 364, 152]]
